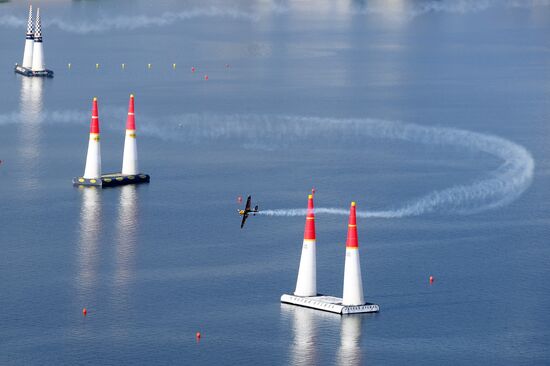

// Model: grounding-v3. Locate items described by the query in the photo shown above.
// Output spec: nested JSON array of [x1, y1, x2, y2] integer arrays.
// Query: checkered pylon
[[26, 5, 34, 38], [34, 8, 42, 41]]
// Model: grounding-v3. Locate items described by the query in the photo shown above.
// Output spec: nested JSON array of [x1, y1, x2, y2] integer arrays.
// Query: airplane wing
[[245, 195, 252, 211], [240, 213, 248, 229]]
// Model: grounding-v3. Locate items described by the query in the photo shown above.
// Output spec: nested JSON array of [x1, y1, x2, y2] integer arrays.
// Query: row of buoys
[[65, 64, 216, 80], [65, 63, 229, 71]]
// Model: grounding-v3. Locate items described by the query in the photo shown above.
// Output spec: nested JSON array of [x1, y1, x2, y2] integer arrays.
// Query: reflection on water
[[289, 305, 318, 365], [76, 187, 101, 304], [282, 304, 340, 365], [282, 304, 365, 365], [113, 185, 138, 297], [18, 76, 44, 191], [337, 315, 363, 366], [74, 184, 139, 335]]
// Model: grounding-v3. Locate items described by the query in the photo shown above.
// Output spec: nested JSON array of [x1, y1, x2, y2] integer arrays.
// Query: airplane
[[238, 195, 259, 228]]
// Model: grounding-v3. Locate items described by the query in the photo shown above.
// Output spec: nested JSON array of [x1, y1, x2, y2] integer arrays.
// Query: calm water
[[1, 0, 549, 364]]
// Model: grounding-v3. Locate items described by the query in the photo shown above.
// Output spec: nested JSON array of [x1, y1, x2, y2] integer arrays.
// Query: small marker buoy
[[121, 63, 125, 69], [68, 63, 71, 69], [429, 275, 434, 284], [82, 308, 87, 316], [172, 63, 177, 69], [147, 63, 152, 69], [96, 63, 100, 69], [237, 195, 243, 203], [196, 332, 201, 340], [204, 75, 209, 81], [191, 66, 196, 73]]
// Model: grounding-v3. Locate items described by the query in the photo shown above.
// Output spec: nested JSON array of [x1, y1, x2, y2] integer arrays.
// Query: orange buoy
[[82, 307, 87, 316]]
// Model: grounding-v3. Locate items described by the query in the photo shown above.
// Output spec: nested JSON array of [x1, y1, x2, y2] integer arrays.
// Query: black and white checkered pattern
[[34, 8, 42, 41], [26, 5, 34, 37]]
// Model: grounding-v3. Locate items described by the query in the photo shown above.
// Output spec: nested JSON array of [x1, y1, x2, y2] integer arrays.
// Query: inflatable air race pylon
[[15, 6, 54, 77], [83, 97, 102, 180], [73, 95, 150, 187], [121, 94, 139, 175], [21, 5, 34, 69], [294, 194, 317, 297], [342, 202, 365, 306], [31, 8, 45, 72], [281, 196, 379, 314]]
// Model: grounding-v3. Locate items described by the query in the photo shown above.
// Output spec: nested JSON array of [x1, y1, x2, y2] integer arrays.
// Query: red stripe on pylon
[[126, 94, 136, 131], [90, 97, 100, 134], [303, 194, 316, 240], [346, 202, 358, 248]]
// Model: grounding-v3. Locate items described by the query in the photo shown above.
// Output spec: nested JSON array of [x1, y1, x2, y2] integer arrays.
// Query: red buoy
[[237, 195, 243, 203], [196, 332, 201, 340], [429, 275, 434, 284], [82, 308, 87, 316], [191, 66, 196, 73], [204, 75, 209, 81]]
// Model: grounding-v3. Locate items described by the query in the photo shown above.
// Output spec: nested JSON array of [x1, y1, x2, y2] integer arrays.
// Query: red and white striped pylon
[[294, 194, 317, 297], [83, 98, 101, 179], [121, 94, 139, 175], [342, 202, 365, 306]]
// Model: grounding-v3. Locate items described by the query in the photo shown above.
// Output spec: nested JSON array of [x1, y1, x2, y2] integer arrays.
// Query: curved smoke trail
[[0, 111, 534, 218], [250, 116, 535, 218], [162, 114, 534, 219]]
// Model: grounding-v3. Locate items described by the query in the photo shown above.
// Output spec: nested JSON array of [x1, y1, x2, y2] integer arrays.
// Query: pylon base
[[14, 64, 54, 78], [281, 294, 379, 314], [72, 173, 150, 188]]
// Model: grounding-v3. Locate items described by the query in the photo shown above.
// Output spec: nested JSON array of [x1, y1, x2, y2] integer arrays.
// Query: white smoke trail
[[0, 5, 286, 34], [0, 15, 24, 28], [46, 8, 259, 34], [253, 116, 535, 218], [354, 0, 550, 17], [259, 207, 410, 218], [0, 111, 534, 218], [1, 1, 548, 33]]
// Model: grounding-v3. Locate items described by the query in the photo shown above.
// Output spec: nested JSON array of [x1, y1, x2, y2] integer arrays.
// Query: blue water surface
[[1, 1, 549, 364]]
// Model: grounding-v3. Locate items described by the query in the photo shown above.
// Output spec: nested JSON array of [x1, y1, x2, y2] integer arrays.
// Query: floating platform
[[281, 294, 379, 315], [72, 173, 150, 188], [14, 64, 54, 78]]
